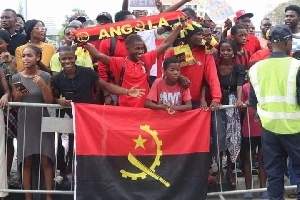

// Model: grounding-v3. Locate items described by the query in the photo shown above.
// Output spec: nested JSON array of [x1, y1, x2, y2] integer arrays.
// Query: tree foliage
[[62, 8, 89, 27], [266, 0, 300, 25], [18, 0, 24, 15]]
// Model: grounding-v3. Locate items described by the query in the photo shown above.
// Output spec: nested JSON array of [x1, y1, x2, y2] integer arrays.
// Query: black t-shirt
[[217, 64, 246, 104], [51, 66, 99, 103], [7, 33, 27, 56]]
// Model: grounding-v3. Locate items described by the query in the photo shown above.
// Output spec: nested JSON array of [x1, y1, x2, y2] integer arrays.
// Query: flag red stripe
[[74, 103, 211, 156]]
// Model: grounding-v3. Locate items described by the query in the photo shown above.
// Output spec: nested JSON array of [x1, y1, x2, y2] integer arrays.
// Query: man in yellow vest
[[249, 24, 300, 199]]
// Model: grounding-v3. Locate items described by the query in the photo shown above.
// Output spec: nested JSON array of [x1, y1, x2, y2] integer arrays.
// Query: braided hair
[[24, 45, 47, 69]]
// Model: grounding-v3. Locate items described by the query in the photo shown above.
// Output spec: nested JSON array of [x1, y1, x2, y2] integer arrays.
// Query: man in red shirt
[[98, 10, 134, 105], [86, 24, 184, 108], [165, 23, 221, 110]]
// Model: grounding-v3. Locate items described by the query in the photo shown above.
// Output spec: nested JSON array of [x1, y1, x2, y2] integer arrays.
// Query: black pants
[[262, 128, 300, 200], [56, 109, 74, 174]]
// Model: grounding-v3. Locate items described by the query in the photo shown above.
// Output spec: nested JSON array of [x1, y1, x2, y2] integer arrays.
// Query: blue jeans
[[262, 128, 300, 200], [192, 102, 200, 110], [288, 158, 297, 185]]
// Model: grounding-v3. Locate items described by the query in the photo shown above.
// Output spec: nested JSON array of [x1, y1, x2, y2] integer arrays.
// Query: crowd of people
[[0, 0, 300, 199]]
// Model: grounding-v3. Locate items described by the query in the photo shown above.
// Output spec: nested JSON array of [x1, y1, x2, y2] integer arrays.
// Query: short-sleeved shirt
[[50, 47, 93, 73], [51, 66, 99, 103], [147, 78, 191, 106], [7, 32, 27, 56], [242, 83, 261, 137], [165, 47, 222, 103], [16, 42, 56, 72], [235, 48, 252, 70], [292, 33, 300, 53], [109, 50, 158, 107], [217, 64, 246, 105]]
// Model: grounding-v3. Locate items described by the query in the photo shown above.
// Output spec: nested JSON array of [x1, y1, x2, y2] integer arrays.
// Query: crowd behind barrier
[[0, 1, 300, 200]]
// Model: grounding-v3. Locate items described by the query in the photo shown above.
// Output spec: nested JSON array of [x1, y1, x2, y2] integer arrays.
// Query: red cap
[[234, 10, 253, 23]]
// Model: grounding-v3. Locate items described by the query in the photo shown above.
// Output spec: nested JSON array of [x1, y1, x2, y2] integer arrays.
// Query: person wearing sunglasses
[[15, 19, 56, 73]]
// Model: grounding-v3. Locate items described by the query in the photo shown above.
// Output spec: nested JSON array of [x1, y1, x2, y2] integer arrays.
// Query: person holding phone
[[11, 45, 54, 200], [0, 68, 10, 198], [0, 29, 18, 186]]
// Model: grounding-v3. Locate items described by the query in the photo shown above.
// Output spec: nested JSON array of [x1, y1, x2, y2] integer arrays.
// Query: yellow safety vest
[[249, 57, 300, 134]]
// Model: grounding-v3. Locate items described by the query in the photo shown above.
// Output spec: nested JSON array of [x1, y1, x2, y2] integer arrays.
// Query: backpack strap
[[106, 37, 117, 84], [119, 61, 127, 86], [109, 37, 117, 57]]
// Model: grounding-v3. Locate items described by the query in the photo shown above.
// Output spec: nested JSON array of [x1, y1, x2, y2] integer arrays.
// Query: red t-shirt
[[165, 47, 221, 103], [228, 34, 261, 55], [249, 48, 271, 66], [98, 36, 127, 81], [109, 50, 158, 108], [147, 78, 191, 106], [235, 48, 252, 70], [242, 83, 261, 137]]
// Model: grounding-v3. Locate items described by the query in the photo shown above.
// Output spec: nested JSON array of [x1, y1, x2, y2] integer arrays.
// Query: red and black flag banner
[[73, 103, 211, 200], [71, 11, 184, 43]]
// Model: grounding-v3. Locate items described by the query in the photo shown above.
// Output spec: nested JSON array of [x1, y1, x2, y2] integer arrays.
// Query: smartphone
[[14, 82, 28, 91], [64, 91, 74, 101]]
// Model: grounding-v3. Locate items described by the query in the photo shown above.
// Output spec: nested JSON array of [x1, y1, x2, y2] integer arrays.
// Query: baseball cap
[[269, 24, 292, 43], [76, 16, 87, 23], [233, 10, 254, 23], [96, 12, 113, 23]]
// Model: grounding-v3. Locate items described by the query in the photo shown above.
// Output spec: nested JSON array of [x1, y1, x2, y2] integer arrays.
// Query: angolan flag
[[72, 103, 211, 200]]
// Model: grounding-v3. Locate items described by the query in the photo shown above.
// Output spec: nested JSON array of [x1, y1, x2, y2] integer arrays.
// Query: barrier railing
[[0, 102, 296, 200]]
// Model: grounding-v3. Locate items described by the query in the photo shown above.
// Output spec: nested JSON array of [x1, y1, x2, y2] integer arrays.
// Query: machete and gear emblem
[[76, 32, 90, 43], [120, 125, 170, 187]]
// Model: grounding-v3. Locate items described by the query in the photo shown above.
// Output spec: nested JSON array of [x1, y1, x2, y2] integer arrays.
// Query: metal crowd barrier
[[0, 102, 296, 200]]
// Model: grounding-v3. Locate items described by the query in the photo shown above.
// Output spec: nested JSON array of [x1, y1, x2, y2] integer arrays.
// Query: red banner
[[71, 11, 184, 43]]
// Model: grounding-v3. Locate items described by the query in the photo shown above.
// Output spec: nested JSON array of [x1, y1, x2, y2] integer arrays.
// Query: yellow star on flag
[[133, 135, 147, 149]]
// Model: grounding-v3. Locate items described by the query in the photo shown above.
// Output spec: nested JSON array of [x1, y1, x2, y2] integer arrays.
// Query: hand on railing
[[56, 97, 72, 107], [0, 94, 9, 109], [235, 100, 244, 109], [210, 101, 221, 111]]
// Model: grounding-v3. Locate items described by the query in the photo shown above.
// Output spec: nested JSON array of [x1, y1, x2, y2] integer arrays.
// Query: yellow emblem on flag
[[120, 125, 170, 187]]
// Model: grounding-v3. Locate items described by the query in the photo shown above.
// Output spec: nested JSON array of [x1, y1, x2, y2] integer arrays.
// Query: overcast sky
[[0, 0, 289, 28]]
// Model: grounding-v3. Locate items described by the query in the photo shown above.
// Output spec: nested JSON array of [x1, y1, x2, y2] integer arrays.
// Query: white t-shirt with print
[[292, 33, 300, 53], [138, 29, 158, 76]]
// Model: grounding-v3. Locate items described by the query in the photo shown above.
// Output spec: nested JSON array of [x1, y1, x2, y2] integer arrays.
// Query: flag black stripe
[[76, 153, 210, 200]]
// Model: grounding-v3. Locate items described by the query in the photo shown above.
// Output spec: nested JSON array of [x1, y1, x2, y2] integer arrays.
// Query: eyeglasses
[[34, 26, 47, 32]]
